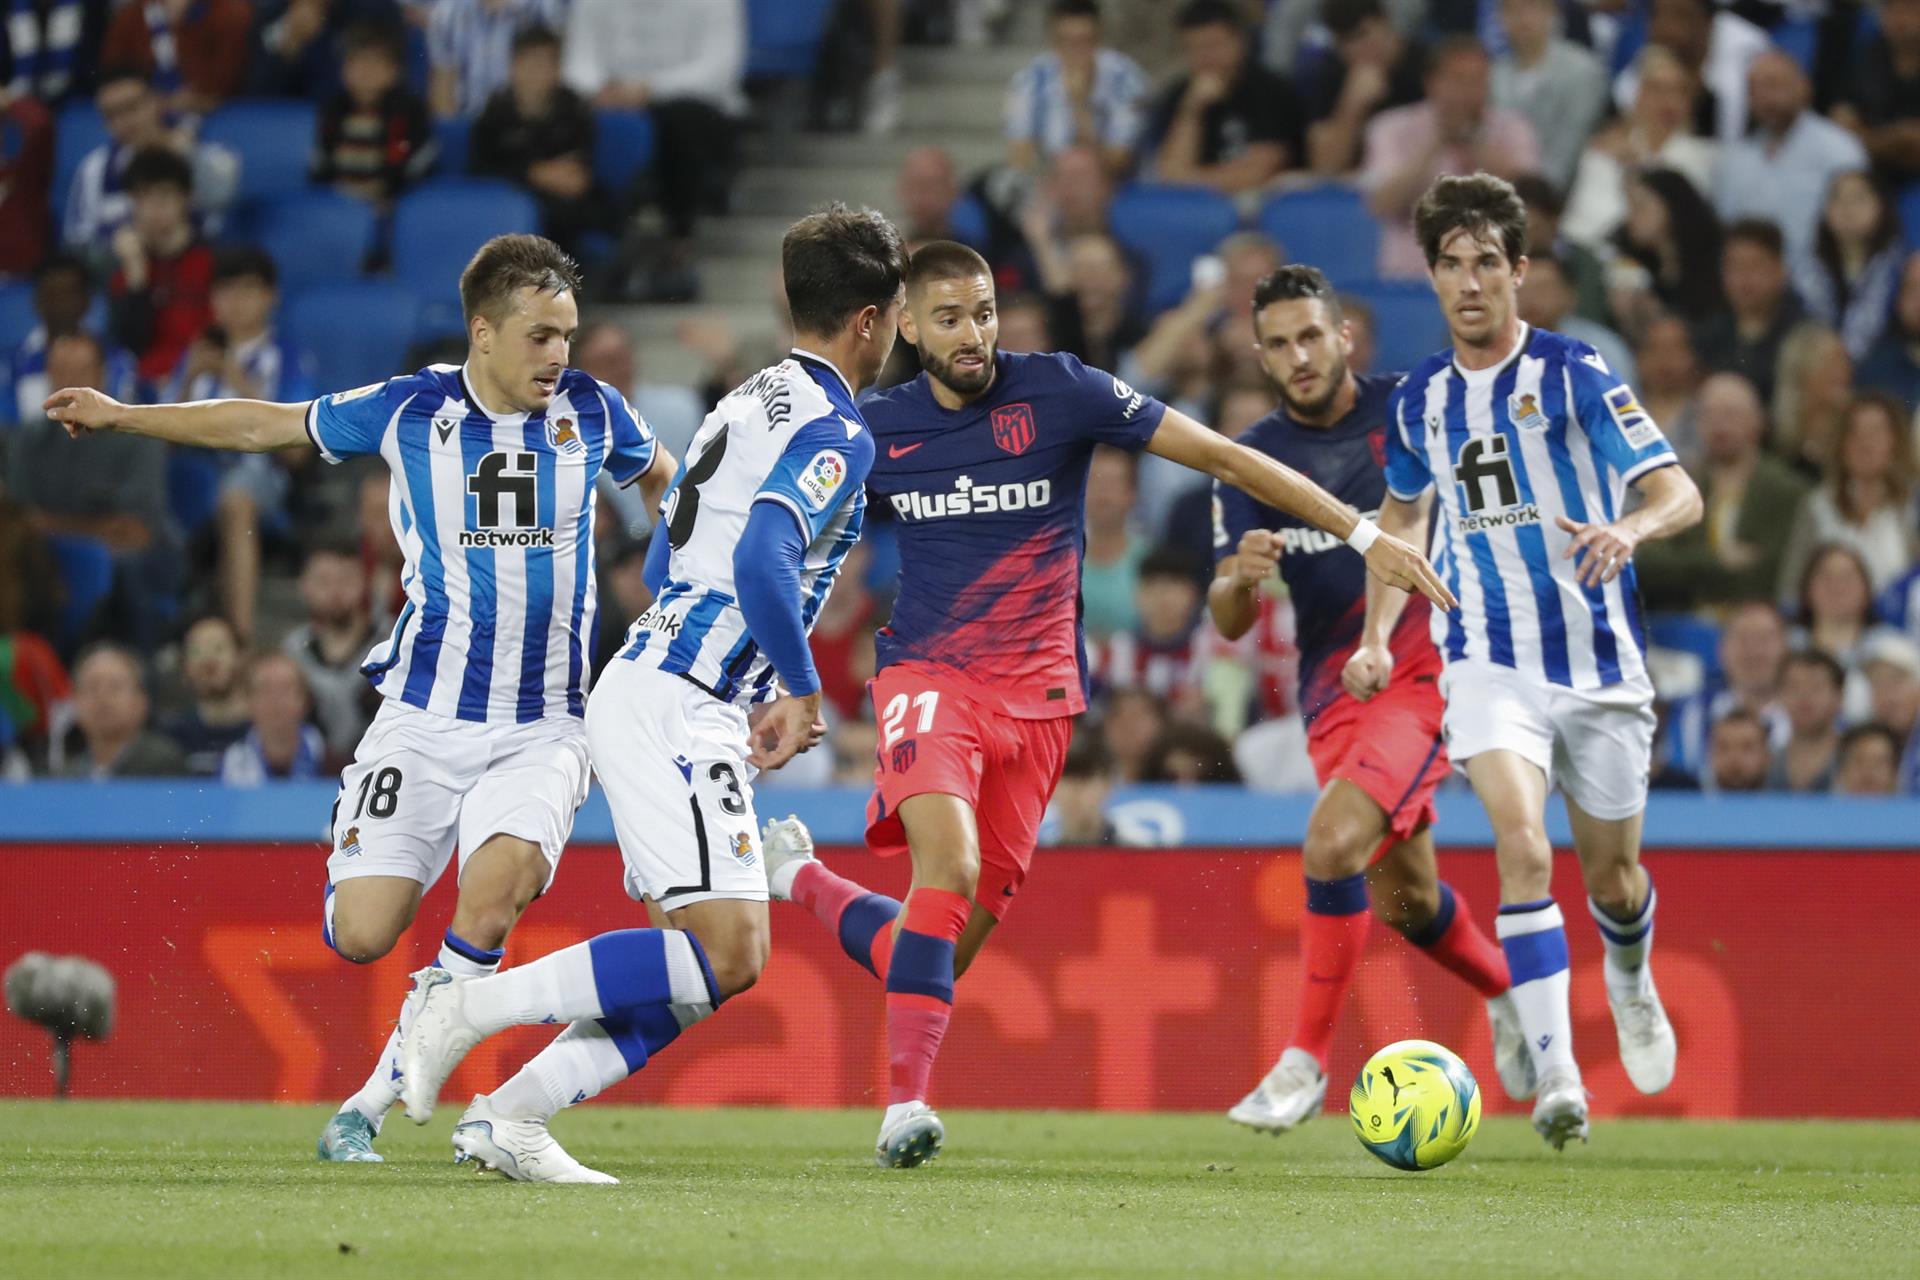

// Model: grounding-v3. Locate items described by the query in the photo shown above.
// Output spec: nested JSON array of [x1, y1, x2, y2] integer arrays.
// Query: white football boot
[[1530, 1066, 1591, 1151], [1486, 993, 1538, 1100], [1607, 971, 1678, 1095], [875, 1102, 945, 1168], [762, 814, 818, 902], [1227, 1047, 1326, 1134], [451, 1095, 618, 1185], [398, 967, 484, 1123]]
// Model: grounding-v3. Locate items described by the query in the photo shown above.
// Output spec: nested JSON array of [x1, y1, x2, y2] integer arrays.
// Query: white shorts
[[325, 699, 591, 888], [586, 660, 768, 911], [1439, 660, 1656, 820]]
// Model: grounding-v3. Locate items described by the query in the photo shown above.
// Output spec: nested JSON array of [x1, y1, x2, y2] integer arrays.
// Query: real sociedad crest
[[547, 414, 586, 456]]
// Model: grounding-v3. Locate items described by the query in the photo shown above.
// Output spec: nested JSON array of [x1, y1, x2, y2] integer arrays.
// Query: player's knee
[[1372, 876, 1440, 933], [1583, 860, 1639, 915], [702, 926, 770, 999], [328, 916, 401, 964], [1492, 816, 1551, 865], [1302, 815, 1373, 878]]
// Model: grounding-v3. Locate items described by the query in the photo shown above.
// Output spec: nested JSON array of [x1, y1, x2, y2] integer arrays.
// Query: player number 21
[[881, 691, 939, 748]]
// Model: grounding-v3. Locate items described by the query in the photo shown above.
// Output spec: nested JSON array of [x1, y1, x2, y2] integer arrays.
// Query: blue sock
[[462, 927, 717, 1035], [840, 893, 902, 978]]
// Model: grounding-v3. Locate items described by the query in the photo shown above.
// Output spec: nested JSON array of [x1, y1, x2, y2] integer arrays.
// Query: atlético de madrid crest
[[990, 403, 1036, 456]]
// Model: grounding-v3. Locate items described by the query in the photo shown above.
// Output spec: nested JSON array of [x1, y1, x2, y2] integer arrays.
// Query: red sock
[[1406, 883, 1510, 998], [792, 862, 899, 980], [1288, 874, 1371, 1066], [884, 887, 971, 1105]]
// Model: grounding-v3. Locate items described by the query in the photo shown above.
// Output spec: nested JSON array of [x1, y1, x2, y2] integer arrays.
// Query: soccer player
[[1364, 174, 1703, 1149], [45, 235, 676, 1163], [761, 240, 1456, 1168], [1211, 264, 1525, 1134], [391, 205, 907, 1181]]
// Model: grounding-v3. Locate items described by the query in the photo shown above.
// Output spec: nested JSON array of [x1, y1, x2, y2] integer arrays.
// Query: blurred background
[[3, 0, 1920, 822]]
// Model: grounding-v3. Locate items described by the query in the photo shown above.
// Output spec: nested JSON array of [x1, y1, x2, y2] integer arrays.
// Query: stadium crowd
[[4, 0, 1920, 810]]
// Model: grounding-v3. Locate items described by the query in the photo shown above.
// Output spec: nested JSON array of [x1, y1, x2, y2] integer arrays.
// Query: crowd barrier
[[4, 782, 1915, 1118]]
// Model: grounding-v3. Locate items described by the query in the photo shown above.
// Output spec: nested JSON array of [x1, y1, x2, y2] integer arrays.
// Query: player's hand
[[747, 693, 827, 771], [43, 386, 126, 439], [1342, 641, 1394, 702], [1555, 515, 1640, 587], [1364, 533, 1458, 611], [1231, 529, 1279, 590]]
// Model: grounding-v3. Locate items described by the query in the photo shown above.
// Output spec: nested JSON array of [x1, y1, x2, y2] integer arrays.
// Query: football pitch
[[2, 1103, 1915, 1279]]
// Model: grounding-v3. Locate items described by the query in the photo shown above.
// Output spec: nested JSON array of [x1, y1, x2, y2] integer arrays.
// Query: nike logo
[[888, 442, 924, 458]]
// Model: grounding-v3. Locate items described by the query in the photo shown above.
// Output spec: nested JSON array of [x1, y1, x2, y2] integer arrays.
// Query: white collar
[[1452, 322, 1530, 385], [790, 346, 855, 400]]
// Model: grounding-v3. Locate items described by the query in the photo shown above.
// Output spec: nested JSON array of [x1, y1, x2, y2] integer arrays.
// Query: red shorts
[[863, 664, 1074, 921], [1305, 671, 1449, 862]]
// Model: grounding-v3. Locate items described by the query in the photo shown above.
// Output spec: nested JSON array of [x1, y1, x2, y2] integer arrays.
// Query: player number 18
[[881, 691, 939, 748]]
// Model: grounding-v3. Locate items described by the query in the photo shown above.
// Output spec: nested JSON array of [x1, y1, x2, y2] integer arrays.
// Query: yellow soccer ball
[[1349, 1039, 1482, 1171]]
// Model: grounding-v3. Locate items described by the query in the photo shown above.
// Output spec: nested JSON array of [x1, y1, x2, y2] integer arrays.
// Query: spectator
[[1094, 547, 1207, 716], [1563, 44, 1717, 250], [1637, 372, 1809, 611], [1704, 705, 1771, 793], [1139, 380, 1270, 547], [563, 0, 745, 302], [1856, 250, 1920, 412], [1040, 232, 1144, 374], [1832, 722, 1903, 796], [219, 652, 328, 784], [997, 293, 1054, 354], [1606, 166, 1724, 330], [1835, 0, 1920, 186], [0, 487, 63, 651], [572, 321, 703, 463], [0, 86, 51, 275], [1100, 685, 1165, 784], [3, 252, 137, 427], [1612, 0, 1769, 144], [895, 145, 961, 248], [1771, 325, 1853, 476], [1795, 170, 1904, 364], [312, 21, 435, 209], [829, 719, 878, 788], [283, 539, 379, 762], [1303, 0, 1426, 177], [1771, 649, 1845, 792], [591, 539, 650, 681], [1693, 219, 1820, 404], [1141, 720, 1241, 784], [1715, 51, 1868, 266], [59, 643, 186, 778], [1081, 445, 1145, 639], [1339, 294, 1377, 375], [1148, 0, 1301, 194], [470, 25, 609, 255], [1011, 144, 1118, 295], [159, 614, 250, 773], [1796, 544, 1880, 688], [1, 0, 109, 106], [1489, 0, 1606, 192], [1361, 37, 1540, 279], [1004, 0, 1149, 176], [106, 147, 213, 387], [5, 333, 177, 652], [1665, 600, 1791, 778], [1516, 253, 1636, 387], [1778, 394, 1920, 595], [102, 0, 250, 117], [428, 0, 565, 119], [62, 66, 236, 265], [1856, 628, 1920, 791], [250, 0, 409, 100], [1047, 731, 1119, 845], [1633, 314, 1704, 465], [1514, 173, 1608, 326]]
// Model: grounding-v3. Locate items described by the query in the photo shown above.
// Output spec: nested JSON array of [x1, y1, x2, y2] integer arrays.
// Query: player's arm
[[44, 386, 310, 452], [1207, 534, 1277, 642], [1146, 406, 1456, 610], [635, 443, 678, 523], [733, 502, 827, 771], [1345, 490, 1431, 701], [1555, 463, 1703, 589]]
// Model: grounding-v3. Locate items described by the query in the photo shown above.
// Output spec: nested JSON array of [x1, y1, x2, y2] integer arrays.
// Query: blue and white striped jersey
[[304, 363, 657, 723], [1385, 324, 1678, 690], [1004, 48, 1151, 158], [618, 350, 873, 706]]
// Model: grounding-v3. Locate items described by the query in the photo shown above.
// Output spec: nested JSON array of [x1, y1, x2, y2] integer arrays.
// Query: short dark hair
[[1175, 0, 1243, 33], [341, 20, 403, 61], [1839, 721, 1902, 763], [1427, 33, 1491, 76], [96, 64, 151, 93], [1251, 264, 1342, 325], [73, 640, 147, 691], [511, 23, 562, 57], [1713, 706, 1766, 738], [1138, 545, 1205, 585], [458, 233, 581, 325], [905, 239, 993, 294], [1048, 0, 1102, 22], [301, 535, 362, 568], [213, 245, 278, 289], [1061, 730, 1111, 781], [1783, 648, 1846, 691], [782, 203, 909, 337], [1724, 217, 1785, 260], [33, 250, 91, 288], [1510, 172, 1563, 218], [123, 146, 193, 196], [1527, 252, 1570, 283], [1324, 0, 1385, 40], [1414, 172, 1528, 268]]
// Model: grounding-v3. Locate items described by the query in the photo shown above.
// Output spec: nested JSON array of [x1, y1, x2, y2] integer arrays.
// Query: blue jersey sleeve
[[1383, 376, 1433, 500], [1566, 345, 1676, 484], [1056, 353, 1166, 450], [304, 377, 411, 464], [597, 378, 659, 486], [1211, 476, 1264, 566], [754, 414, 875, 542]]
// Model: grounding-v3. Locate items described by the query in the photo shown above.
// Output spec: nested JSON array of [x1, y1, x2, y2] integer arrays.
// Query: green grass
[[1, 1103, 1916, 1279]]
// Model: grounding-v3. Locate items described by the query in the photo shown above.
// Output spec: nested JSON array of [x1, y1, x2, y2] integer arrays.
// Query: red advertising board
[[1, 843, 1911, 1117]]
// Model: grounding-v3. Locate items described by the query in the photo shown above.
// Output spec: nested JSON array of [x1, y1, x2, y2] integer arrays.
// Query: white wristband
[[1345, 517, 1381, 555]]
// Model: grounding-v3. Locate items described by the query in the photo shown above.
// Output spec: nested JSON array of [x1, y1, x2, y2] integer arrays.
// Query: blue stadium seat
[[746, 0, 836, 79], [1108, 184, 1243, 313], [250, 192, 378, 291], [1900, 183, 1920, 249], [433, 116, 471, 176], [283, 281, 422, 391], [0, 281, 36, 351], [167, 451, 222, 535], [594, 111, 654, 193], [391, 180, 539, 335], [1340, 280, 1450, 375], [1256, 186, 1381, 289], [949, 193, 990, 250], [46, 533, 114, 651], [1773, 16, 1819, 74], [1648, 614, 1724, 683], [51, 102, 108, 228], [200, 100, 319, 202]]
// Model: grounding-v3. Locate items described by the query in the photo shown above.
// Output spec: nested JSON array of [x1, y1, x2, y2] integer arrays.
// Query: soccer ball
[[1349, 1039, 1481, 1171]]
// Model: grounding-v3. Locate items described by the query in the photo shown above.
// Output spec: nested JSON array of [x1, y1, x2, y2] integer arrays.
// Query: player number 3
[[881, 691, 940, 749]]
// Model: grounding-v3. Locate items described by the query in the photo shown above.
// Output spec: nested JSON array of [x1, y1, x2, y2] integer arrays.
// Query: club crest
[[338, 826, 363, 857], [730, 831, 757, 867], [547, 414, 585, 456], [1507, 392, 1549, 431], [990, 403, 1036, 456]]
